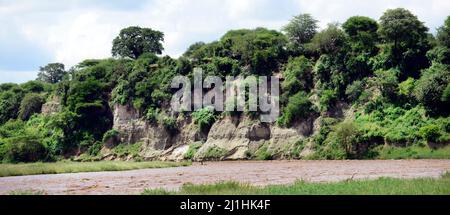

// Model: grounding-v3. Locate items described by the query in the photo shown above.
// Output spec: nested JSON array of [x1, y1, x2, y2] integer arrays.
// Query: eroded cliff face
[[112, 104, 319, 161]]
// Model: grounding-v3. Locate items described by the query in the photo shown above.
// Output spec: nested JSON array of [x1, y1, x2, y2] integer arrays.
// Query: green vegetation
[[0, 8, 449, 163], [201, 146, 228, 160], [369, 146, 450, 159], [0, 161, 191, 177], [192, 107, 217, 133], [143, 173, 450, 195], [184, 142, 203, 160]]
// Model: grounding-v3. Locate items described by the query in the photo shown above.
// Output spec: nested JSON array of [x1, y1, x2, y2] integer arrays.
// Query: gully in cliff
[[171, 68, 280, 123]]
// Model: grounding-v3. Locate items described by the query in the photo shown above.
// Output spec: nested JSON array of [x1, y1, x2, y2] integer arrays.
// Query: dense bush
[[278, 91, 315, 127], [18, 93, 45, 120], [192, 107, 217, 133], [413, 63, 450, 114], [281, 56, 314, 98]]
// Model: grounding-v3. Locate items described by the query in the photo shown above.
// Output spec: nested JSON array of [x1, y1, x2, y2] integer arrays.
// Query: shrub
[[202, 146, 227, 160], [254, 143, 273, 160], [413, 63, 450, 114], [192, 107, 217, 133], [160, 115, 177, 134], [18, 93, 45, 121], [4, 138, 47, 163], [184, 142, 203, 160], [281, 56, 314, 96], [419, 125, 449, 143], [102, 129, 121, 148], [111, 142, 143, 159], [345, 80, 365, 102], [319, 89, 338, 112], [333, 121, 362, 157], [278, 91, 315, 127]]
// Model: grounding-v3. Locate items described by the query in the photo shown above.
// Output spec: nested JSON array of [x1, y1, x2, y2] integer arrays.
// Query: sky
[[1, 0, 450, 83]]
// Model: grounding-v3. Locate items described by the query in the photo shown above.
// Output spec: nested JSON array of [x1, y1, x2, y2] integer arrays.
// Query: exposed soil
[[1, 160, 449, 195]]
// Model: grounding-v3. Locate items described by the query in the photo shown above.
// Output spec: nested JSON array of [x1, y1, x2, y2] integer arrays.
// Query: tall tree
[[37, 63, 66, 84], [283, 14, 318, 54], [112, 26, 164, 59], [378, 8, 430, 79], [343, 16, 379, 78], [343, 16, 378, 51]]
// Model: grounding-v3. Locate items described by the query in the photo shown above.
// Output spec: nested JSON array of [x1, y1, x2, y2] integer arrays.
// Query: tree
[[281, 56, 314, 97], [112, 26, 164, 59], [378, 8, 430, 79], [343, 16, 379, 79], [309, 23, 348, 55], [283, 14, 318, 53], [18, 93, 45, 121], [413, 63, 450, 115], [436, 16, 450, 48], [37, 63, 67, 84], [220, 28, 287, 75], [278, 91, 315, 127]]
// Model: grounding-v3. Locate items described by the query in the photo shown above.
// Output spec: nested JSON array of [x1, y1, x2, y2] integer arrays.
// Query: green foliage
[[18, 93, 45, 121], [377, 8, 430, 79], [0, 120, 47, 163], [427, 46, 450, 64], [343, 16, 379, 78], [308, 23, 347, 55], [278, 91, 315, 127], [0, 161, 191, 177], [419, 124, 449, 144], [311, 121, 363, 159], [21, 80, 52, 94], [110, 142, 143, 159], [283, 14, 318, 54], [281, 56, 314, 100], [102, 129, 121, 146], [436, 16, 450, 48], [184, 142, 203, 160], [355, 106, 443, 146], [398, 77, 416, 98], [345, 80, 365, 102], [254, 143, 273, 160], [202, 146, 228, 160], [37, 63, 67, 84], [414, 64, 450, 113], [112, 26, 164, 59], [0, 84, 24, 124], [160, 114, 177, 134], [413, 63, 450, 114], [319, 89, 338, 112], [143, 175, 450, 195], [370, 69, 399, 100], [220, 28, 287, 75], [192, 107, 217, 133], [371, 145, 450, 160]]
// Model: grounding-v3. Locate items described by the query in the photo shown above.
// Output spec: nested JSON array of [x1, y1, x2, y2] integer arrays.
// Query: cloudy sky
[[1, 0, 449, 83]]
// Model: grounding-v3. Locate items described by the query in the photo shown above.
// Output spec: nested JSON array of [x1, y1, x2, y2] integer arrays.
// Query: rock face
[[112, 104, 200, 160], [112, 104, 319, 161], [41, 96, 61, 115]]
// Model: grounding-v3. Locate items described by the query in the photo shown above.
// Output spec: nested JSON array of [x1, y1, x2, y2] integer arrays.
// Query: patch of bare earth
[[1, 160, 449, 195]]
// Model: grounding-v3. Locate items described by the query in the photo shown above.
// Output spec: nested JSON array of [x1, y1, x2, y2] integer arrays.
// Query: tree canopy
[[112, 26, 164, 59]]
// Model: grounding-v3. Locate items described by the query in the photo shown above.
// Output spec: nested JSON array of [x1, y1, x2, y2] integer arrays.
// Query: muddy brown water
[[1, 160, 449, 195]]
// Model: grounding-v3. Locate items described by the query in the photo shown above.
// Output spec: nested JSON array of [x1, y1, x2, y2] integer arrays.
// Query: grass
[[373, 145, 450, 159], [0, 161, 191, 177], [143, 173, 450, 195]]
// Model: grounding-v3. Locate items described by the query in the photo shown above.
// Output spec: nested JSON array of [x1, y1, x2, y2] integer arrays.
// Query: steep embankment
[[109, 104, 324, 161]]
